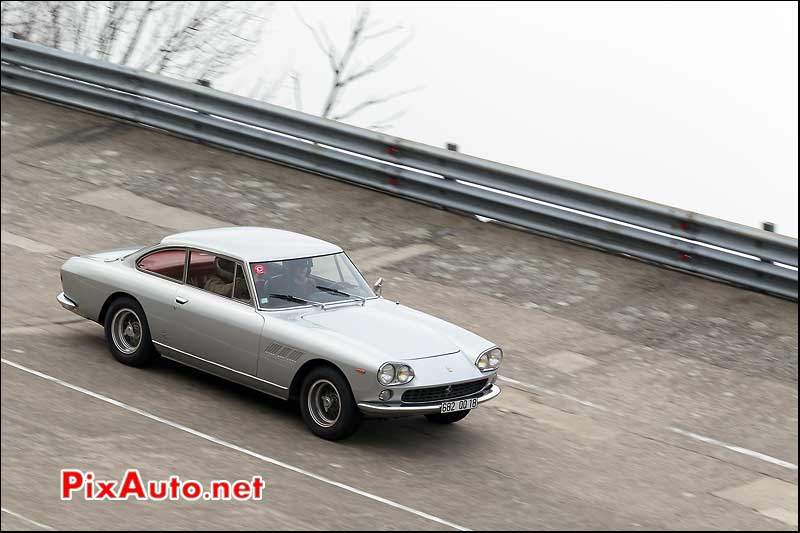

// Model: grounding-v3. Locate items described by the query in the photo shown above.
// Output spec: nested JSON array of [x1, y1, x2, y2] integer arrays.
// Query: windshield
[[250, 252, 374, 309]]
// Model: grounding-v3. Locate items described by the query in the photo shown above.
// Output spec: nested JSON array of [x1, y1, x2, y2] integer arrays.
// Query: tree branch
[[332, 86, 421, 121], [296, 3, 415, 122]]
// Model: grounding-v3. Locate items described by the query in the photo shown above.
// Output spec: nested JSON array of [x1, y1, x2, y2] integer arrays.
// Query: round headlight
[[378, 363, 396, 385], [476, 353, 490, 370], [487, 348, 503, 368], [396, 365, 414, 384]]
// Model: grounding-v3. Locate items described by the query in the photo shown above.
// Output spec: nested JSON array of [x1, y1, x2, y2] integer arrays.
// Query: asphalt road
[[1, 93, 797, 530]]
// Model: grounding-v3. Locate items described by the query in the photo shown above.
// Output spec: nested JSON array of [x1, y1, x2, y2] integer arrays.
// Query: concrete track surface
[[1, 93, 797, 530]]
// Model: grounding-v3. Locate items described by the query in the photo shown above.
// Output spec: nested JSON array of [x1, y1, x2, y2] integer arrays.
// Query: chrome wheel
[[111, 308, 142, 355], [307, 379, 341, 428]]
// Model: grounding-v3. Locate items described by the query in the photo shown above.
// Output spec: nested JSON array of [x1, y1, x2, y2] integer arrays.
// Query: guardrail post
[[443, 143, 458, 183], [193, 79, 212, 140], [759, 222, 777, 265]]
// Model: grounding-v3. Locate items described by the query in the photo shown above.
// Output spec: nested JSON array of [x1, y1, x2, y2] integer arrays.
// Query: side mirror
[[373, 277, 383, 296]]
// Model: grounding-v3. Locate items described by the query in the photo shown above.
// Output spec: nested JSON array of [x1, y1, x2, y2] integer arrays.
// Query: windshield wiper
[[268, 293, 323, 307], [316, 285, 365, 304]]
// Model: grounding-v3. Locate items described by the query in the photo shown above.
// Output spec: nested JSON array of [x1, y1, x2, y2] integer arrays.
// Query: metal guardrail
[[2, 37, 797, 300]]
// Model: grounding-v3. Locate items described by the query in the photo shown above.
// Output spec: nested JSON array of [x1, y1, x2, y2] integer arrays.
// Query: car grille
[[402, 379, 488, 404]]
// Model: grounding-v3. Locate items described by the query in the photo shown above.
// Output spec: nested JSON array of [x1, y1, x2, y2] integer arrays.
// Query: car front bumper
[[357, 384, 501, 417], [57, 292, 78, 312]]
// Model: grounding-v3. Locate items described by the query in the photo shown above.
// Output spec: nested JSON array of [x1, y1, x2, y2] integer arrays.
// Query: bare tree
[[119, 0, 156, 65], [245, 62, 290, 102], [3, 2, 416, 128], [291, 71, 303, 112], [294, 4, 418, 129], [1, 1, 273, 84]]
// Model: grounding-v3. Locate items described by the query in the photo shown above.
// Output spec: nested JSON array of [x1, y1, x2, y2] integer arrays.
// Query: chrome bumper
[[57, 292, 78, 312], [358, 384, 501, 416]]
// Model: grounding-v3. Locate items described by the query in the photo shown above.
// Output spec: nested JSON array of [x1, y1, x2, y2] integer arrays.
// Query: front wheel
[[425, 410, 471, 424], [104, 297, 157, 367], [300, 366, 361, 440]]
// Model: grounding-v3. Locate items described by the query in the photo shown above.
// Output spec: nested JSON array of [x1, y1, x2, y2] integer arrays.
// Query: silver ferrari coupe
[[57, 227, 502, 439]]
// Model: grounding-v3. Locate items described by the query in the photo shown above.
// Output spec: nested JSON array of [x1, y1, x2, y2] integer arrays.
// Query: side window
[[187, 250, 251, 303], [187, 251, 216, 290], [233, 264, 252, 303], [137, 249, 186, 282]]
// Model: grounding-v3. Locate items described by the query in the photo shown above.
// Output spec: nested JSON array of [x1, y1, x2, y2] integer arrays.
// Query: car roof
[[160, 227, 342, 262]]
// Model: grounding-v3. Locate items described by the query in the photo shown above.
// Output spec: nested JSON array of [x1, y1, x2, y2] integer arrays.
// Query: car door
[[168, 249, 264, 377], [133, 247, 185, 343]]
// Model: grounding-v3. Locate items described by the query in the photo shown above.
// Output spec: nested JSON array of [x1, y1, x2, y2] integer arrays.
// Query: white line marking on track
[[0, 230, 60, 255], [1, 507, 55, 531], [497, 375, 798, 472], [668, 427, 798, 471], [354, 243, 439, 271], [1, 358, 470, 531], [498, 375, 610, 411], [1, 319, 90, 337], [70, 187, 228, 232]]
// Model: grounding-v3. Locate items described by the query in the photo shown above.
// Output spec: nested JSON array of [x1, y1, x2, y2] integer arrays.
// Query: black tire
[[103, 296, 157, 367], [300, 365, 361, 440], [425, 410, 471, 424]]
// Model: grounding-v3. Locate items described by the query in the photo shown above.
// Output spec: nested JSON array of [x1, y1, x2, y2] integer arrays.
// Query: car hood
[[300, 300, 460, 360]]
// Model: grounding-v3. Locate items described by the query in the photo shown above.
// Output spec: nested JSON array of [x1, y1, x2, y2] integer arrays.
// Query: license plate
[[440, 397, 478, 414]]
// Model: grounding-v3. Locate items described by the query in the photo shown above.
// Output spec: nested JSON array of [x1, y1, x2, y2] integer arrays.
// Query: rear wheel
[[425, 410, 471, 424], [300, 366, 361, 440], [104, 297, 157, 367]]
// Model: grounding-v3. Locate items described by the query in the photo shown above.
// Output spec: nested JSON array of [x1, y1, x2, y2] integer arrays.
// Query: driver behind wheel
[[269, 257, 315, 298]]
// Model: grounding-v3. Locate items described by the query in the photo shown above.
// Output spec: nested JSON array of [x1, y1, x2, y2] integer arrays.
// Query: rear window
[[137, 249, 186, 282]]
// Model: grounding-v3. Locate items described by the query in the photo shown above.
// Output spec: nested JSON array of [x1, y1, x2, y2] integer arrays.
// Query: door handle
[[175, 297, 189, 305]]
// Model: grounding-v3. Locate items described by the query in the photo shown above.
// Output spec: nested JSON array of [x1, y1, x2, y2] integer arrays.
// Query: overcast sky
[[221, 1, 798, 237]]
